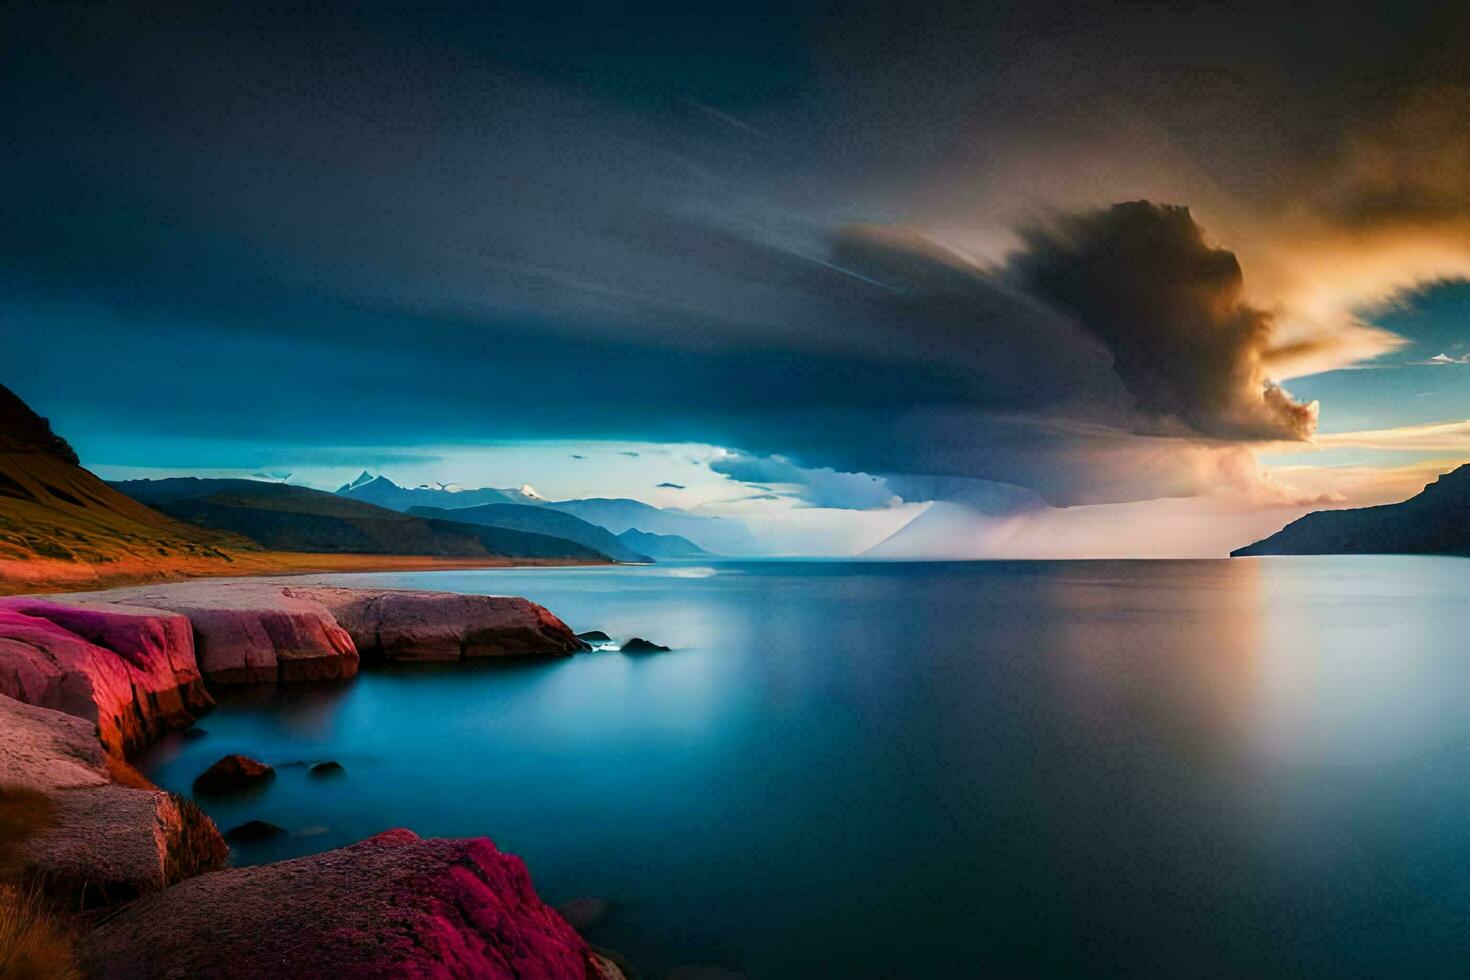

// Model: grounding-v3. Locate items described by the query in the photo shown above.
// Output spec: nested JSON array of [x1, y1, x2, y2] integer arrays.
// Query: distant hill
[[618, 527, 713, 559], [409, 503, 652, 563], [1233, 466, 1470, 557], [542, 498, 757, 555], [114, 478, 611, 560], [0, 385, 254, 586], [339, 473, 759, 555]]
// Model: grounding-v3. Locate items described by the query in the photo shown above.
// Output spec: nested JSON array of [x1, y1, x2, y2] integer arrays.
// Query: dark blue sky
[[4, 2, 1468, 553]]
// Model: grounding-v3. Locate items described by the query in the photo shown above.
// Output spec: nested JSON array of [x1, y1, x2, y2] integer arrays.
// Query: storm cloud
[[1012, 202, 1317, 441], [4, 1, 1468, 530], [709, 452, 900, 510]]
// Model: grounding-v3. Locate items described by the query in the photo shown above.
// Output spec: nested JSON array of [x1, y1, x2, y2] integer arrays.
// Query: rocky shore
[[0, 580, 622, 979]]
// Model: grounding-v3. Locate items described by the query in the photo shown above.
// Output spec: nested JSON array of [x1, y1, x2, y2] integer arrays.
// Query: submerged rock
[[668, 968, 749, 980], [224, 819, 284, 842], [620, 637, 670, 653], [81, 828, 627, 980], [292, 586, 589, 661], [193, 754, 274, 795], [557, 896, 611, 932], [576, 630, 611, 642], [308, 760, 345, 777]]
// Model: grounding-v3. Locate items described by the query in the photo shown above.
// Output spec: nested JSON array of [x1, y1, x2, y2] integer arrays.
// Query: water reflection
[[137, 558, 1470, 978], [1248, 557, 1470, 767]]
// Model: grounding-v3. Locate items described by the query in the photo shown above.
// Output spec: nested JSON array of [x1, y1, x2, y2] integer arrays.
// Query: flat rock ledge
[[0, 584, 587, 752], [76, 582, 361, 686], [82, 829, 625, 980], [291, 586, 589, 662]]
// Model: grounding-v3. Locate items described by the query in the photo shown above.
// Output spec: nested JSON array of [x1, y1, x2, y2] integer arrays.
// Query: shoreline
[[0, 578, 626, 977], [0, 551, 616, 597]]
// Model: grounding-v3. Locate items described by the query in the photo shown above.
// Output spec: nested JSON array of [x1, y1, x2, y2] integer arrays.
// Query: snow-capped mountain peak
[[518, 484, 546, 501], [336, 470, 377, 493]]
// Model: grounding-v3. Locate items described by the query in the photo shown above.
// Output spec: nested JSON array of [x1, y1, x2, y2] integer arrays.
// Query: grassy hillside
[[0, 386, 258, 590]]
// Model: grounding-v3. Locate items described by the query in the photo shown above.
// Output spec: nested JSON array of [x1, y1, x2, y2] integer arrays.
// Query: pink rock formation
[[0, 694, 226, 902], [92, 582, 360, 684], [82, 828, 625, 980], [292, 586, 588, 661], [0, 604, 206, 757], [0, 688, 113, 792], [0, 582, 622, 974], [0, 595, 212, 715]]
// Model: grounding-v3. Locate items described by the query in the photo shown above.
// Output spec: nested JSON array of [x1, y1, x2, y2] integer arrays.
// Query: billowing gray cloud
[[4, 1, 1466, 522], [1012, 202, 1317, 441]]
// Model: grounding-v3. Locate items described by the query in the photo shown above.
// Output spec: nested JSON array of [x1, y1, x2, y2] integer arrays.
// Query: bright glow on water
[[139, 558, 1470, 977]]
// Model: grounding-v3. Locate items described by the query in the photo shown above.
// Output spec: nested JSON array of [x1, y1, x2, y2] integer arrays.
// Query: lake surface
[[139, 558, 1470, 978]]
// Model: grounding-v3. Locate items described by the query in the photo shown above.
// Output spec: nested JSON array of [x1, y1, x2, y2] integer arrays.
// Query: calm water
[[139, 558, 1470, 978]]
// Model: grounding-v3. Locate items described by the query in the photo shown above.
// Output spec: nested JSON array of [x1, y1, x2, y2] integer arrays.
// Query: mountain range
[[409, 503, 653, 563], [339, 473, 753, 555], [1233, 465, 1470, 557], [335, 472, 541, 510], [112, 478, 610, 561]]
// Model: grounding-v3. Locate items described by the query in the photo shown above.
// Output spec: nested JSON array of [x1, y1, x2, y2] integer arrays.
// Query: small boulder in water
[[576, 630, 611, 642], [557, 896, 611, 932], [225, 819, 284, 842], [620, 637, 670, 653], [193, 754, 274, 795], [309, 761, 345, 777]]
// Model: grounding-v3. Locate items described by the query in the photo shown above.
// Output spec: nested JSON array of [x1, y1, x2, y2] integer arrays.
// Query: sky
[[3, 1, 1469, 556]]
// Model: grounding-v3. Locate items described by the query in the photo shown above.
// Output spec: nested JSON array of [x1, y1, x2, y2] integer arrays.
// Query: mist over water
[[140, 558, 1470, 977]]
